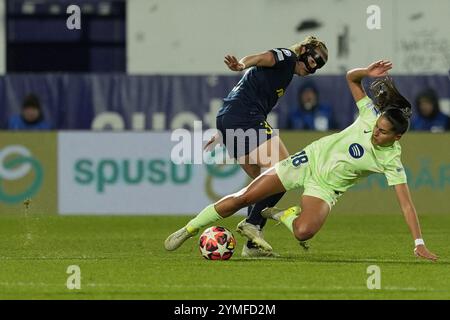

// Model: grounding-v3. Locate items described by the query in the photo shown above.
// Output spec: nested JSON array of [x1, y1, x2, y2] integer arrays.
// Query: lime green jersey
[[304, 96, 407, 193]]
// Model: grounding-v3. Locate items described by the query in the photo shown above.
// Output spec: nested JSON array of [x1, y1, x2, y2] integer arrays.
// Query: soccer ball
[[199, 226, 236, 260]]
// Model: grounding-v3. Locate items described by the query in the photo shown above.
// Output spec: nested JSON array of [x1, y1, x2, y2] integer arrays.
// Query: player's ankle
[[186, 225, 199, 235]]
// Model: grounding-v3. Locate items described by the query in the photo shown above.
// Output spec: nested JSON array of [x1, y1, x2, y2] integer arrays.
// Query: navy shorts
[[216, 113, 276, 159]]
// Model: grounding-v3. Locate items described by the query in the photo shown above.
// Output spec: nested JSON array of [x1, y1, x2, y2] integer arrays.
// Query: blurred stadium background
[[0, 0, 449, 300]]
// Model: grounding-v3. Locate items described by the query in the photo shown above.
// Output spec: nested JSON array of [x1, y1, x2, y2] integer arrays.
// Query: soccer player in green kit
[[165, 60, 438, 261]]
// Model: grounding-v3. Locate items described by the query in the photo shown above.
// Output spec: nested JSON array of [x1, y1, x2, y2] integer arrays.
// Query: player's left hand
[[224, 55, 245, 71], [414, 245, 438, 261]]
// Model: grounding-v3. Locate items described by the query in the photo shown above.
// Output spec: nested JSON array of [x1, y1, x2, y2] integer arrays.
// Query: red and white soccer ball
[[199, 226, 236, 260]]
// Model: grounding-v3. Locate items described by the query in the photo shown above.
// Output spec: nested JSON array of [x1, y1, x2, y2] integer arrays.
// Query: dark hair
[[370, 77, 412, 134], [20, 93, 44, 124], [22, 93, 41, 109], [382, 108, 410, 134], [415, 88, 440, 118]]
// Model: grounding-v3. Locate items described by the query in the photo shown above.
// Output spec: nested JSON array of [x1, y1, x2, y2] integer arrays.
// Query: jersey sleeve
[[356, 96, 381, 123], [383, 153, 407, 186], [270, 48, 296, 65]]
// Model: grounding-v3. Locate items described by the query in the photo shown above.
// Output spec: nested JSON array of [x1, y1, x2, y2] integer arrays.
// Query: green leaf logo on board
[[0, 145, 43, 204]]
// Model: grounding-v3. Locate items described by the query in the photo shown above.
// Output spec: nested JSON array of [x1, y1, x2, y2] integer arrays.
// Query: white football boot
[[164, 227, 198, 251], [235, 219, 273, 252], [241, 244, 280, 258]]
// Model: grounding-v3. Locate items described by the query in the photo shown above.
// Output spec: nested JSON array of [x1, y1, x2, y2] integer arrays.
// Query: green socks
[[279, 207, 299, 234], [186, 204, 222, 233], [186, 204, 297, 235]]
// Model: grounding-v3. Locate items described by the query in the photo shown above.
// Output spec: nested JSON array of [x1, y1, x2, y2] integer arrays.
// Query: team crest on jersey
[[276, 88, 285, 97], [281, 49, 292, 56], [349, 143, 364, 159]]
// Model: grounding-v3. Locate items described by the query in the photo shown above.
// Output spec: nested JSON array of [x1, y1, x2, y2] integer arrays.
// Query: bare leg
[[292, 195, 330, 241], [245, 136, 290, 227], [164, 141, 287, 252], [239, 160, 261, 179], [215, 167, 286, 217], [238, 136, 290, 178], [250, 135, 290, 169]]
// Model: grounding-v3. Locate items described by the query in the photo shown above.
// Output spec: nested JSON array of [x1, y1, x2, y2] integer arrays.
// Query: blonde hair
[[289, 36, 328, 60]]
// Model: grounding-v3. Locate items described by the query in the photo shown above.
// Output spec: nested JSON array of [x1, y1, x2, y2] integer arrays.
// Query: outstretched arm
[[224, 51, 276, 71], [346, 60, 392, 103], [394, 183, 438, 261]]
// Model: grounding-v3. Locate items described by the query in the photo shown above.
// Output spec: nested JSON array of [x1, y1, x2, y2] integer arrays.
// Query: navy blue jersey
[[218, 48, 297, 118]]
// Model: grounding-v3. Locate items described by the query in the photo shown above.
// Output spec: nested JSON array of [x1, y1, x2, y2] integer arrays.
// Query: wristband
[[414, 238, 425, 247]]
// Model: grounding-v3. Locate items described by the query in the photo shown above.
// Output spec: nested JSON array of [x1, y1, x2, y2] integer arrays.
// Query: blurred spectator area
[[411, 88, 450, 132], [6, 0, 125, 72], [1, 74, 449, 131]]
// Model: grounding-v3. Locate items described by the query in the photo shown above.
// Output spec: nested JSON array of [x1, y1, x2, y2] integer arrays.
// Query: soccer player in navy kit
[[203, 36, 328, 257]]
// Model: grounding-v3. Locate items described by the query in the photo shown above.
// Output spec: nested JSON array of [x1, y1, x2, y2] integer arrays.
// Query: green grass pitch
[[0, 213, 449, 299]]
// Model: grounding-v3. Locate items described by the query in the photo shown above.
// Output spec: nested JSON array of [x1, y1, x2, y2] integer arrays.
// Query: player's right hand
[[224, 55, 245, 71], [414, 245, 438, 262]]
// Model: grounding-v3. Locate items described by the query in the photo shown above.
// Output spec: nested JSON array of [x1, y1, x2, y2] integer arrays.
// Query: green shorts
[[275, 152, 341, 209]]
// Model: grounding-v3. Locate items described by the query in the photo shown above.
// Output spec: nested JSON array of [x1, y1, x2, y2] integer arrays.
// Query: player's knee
[[293, 221, 316, 241]]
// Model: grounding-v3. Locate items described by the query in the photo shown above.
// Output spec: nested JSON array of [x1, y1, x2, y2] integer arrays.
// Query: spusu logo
[[0, 145, 43, 204]]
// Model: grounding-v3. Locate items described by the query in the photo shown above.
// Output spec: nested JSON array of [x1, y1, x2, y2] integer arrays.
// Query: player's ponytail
[[371, 77, 412, 134], [369, 76, 411, 114]]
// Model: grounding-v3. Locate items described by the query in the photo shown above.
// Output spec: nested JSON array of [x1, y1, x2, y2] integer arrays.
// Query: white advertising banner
[[58, 132, 249, 215], [127, 0, 450, 75]]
